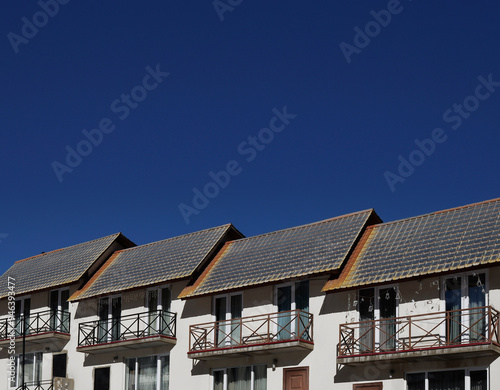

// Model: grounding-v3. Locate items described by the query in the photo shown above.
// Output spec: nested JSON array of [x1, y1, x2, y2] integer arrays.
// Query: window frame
[[145, 285, 172, 312], [212, 292, 244, 321], [212, 364, 267, 390], [440, 270, 489, 308], [125, 354, 170, 390], [405, 366, 489, 390], [10, 351, 43, 389], [97, 294, 122, 342], [440, 271, 489, 343], [49, 288, 70, 332], [358, 284, 399, 351], [273, 280, 309, 313], [358, 284, 400, 322]]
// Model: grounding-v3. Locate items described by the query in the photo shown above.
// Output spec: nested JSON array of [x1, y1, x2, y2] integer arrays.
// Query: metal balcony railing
[[0, 310, 70, 340], [15, 380, 53, 390], [78, 309, 176, 347], [338, 305, 500, 358], [189, 309, 313, 353]]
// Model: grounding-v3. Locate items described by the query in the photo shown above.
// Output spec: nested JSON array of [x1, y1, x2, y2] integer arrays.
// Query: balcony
[[188, 309, 313, 359], [0, 310, 70, 351], [15, 380, 54, 390], [337, 306, 500, 365], [77, 310, 176, 353], [14, 378, 74, 390]]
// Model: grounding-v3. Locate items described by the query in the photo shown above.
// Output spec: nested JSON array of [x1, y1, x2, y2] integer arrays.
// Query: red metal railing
[[338, 306, 500, 358], [189, 309, 313, 353]]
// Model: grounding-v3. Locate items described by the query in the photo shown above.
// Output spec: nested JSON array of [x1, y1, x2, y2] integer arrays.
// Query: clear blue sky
[[1, 1, 500, 274]]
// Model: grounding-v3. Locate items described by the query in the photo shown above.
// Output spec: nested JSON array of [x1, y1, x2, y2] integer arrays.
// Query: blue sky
[[1, 1, 500, 274]]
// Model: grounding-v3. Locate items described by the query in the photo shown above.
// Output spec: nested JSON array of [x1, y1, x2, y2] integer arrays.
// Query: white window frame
[[14, 295, 32, 336], [146, 285, 172, 332], [213, 292, 243, 346], [274, 281, 310, 338], [212, 365, 266, 390], [406, 366, 489, 390], [125, 354, 169, 390], [274, 281, 299, 312], [440, 270, 489, 342], [15, 295, 31, 317], [213, 292, 244, 321], [10, 352, 43, 389], [358, 284, 400, 347], [98, 294, 121, 342], [49, 288, 70, 330], [145, 285, 172, 312], [440, 270, 489, 308]]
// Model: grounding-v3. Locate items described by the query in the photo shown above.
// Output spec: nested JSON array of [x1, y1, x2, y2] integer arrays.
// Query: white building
[[0, 233, 135, 390], [1, 197, 499, 390]]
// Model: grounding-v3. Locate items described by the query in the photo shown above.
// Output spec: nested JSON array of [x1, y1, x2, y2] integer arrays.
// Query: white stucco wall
[[1, 265, 500, 390]]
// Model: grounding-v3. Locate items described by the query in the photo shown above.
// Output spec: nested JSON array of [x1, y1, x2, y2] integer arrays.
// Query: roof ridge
[[373, 197, 500, 229], [223, 209, 374, 244], [112, 224, 233, 254], [14, 233, 121, 264]]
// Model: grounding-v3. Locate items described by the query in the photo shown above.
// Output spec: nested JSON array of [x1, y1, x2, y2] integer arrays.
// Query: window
[[52, 353, 67, 378], [406, 369, 488, 390], [126, 355, 169, 390], [214, 293, 242, 346], [276, 280, 309, 341], [98, 296, 121, 342], [147, 286, 172, 335], [11, 352, 42, 388], [442, 272, 487, 343], [94, 367, 110, 390], [50, 289, 70, 332], [358, 286, 398, 352], [213, 365, 266, 390], [15, 296, 31, 336]]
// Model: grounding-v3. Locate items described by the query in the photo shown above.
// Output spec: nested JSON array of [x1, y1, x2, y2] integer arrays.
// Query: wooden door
[[353, 382, 382, 390], [284, 367, 309, 390]]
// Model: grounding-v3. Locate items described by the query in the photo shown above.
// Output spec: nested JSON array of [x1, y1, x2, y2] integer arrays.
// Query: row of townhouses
[[1, 197, 499, 390]]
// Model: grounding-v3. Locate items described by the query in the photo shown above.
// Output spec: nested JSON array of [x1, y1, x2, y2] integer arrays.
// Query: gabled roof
[[0, 233, 134, 299], [180, 210, 380, 298], [323, 197, 500, 292], [70, 224, 243, 301]]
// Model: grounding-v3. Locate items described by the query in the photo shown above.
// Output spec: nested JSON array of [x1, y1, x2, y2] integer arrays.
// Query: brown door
[[284, 367, 309, 390], [353, 383, 383, 390]]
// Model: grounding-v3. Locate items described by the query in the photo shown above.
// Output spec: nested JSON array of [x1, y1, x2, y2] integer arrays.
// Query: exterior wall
[[333, 266, 500, 389], [184, 276, 339, 389], [1, 266, 499, 389], [70, 280, 214, 390], [0, 284, 79, 390]]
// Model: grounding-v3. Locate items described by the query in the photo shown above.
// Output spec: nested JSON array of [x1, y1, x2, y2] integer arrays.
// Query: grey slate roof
[[70, 224, 241, 301], [323, 197, 500, 291], [0, 233, 128, 299], [180, 210, 378, 298]]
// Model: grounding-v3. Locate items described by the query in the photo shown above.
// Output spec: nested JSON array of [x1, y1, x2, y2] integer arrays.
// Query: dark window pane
[[406, 373, 425, 390], [470, 370, 487, 390], [94, 367, 110, 390], [53, 353, 67, 378], [295, 281, 309, 312], [428, 370, 464, 390], [213, 370, 224, 390]]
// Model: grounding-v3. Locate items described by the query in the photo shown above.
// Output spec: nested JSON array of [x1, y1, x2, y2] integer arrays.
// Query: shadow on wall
[[190, 349, 312, 376]]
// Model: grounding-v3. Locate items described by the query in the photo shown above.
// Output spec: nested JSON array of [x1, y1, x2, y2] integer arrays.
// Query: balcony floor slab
[[188, 339, 313, 360], [77, 335, 176, 354], [338, 343, 500, 365]]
